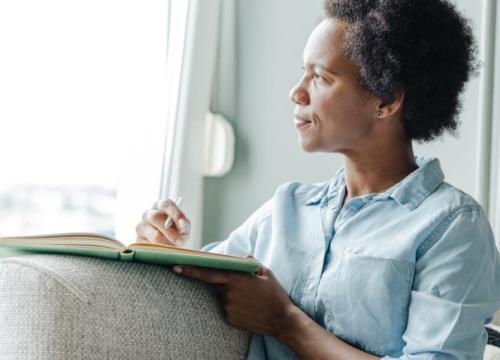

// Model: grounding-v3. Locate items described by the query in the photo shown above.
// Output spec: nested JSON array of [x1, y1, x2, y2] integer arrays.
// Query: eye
[[313, 73, 328, 84]]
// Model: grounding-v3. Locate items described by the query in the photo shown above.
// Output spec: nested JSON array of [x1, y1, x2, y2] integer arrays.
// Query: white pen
[[164, 197, 183, 229]]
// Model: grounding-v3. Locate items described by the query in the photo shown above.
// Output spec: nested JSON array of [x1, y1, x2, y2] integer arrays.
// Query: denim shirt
[[205, 157, 500, 359]]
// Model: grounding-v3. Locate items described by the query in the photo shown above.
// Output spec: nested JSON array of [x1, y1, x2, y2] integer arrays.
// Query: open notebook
[[0, 232, 260, 273]]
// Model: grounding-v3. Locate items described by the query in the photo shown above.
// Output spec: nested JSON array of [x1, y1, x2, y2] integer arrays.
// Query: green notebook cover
[[0, 233, 261, 273]]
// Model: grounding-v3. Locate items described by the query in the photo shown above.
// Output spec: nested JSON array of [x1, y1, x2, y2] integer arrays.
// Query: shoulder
[[247, 179, 332, 227], [413, 186, 500, 302], [250, 180, 329, 224], [274, 179, 330, 204], [429, 181, 483, 212], [417, 181, 488, 234], [418, 182, 495, 258], [238, 179, 331, 229]]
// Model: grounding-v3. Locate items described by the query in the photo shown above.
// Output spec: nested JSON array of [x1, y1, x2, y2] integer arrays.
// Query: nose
[[289, 79, 310, 106]]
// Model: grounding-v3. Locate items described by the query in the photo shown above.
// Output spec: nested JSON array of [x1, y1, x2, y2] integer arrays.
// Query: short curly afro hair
[[324, 0, 478, 142]]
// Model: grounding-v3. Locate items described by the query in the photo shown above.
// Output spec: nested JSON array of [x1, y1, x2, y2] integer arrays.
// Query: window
[[0, 0, 177, 241]]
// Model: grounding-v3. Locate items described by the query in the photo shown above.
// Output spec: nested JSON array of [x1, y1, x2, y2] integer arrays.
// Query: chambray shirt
[[205, 157, 500, 359]]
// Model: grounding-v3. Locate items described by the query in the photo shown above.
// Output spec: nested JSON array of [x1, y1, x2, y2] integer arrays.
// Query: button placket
[[335, 199, 366, 230], [309, 202, 341, 320], [297, 202, 328, 316]]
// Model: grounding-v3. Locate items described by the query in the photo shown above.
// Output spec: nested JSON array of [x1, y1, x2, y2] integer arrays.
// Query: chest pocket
[[323, 246, 414, 357]]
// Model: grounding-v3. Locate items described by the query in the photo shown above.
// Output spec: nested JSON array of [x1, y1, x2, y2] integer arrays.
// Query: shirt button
[[308, 282, 314, 291]]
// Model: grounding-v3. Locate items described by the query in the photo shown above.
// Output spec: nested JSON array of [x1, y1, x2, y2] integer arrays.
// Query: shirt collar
[[388, 156, 445, 210], [305, 167, 344, 206], [305, 156, 445, 211]]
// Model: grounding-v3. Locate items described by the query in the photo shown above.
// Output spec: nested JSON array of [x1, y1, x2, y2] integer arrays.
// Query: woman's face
[[289, 19, 379, 154]]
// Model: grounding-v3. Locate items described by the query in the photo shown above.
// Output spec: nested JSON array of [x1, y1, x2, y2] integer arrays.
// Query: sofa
[[0, 254, 249, 359], [1, 253, 499, 359]]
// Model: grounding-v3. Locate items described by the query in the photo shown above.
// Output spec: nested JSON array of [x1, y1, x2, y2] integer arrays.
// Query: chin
[[298, 139, 320, 153], [299, 139, 340, 153]]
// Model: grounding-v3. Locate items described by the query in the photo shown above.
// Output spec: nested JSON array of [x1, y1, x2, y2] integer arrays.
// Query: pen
[[164, 197, 183, 229]]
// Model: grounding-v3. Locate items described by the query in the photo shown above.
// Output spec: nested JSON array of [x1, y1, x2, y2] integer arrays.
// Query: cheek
[[314, 86, 373, 124]]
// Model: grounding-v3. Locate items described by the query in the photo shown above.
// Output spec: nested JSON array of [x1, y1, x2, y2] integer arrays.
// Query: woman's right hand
[[135, 198, 191, 246]]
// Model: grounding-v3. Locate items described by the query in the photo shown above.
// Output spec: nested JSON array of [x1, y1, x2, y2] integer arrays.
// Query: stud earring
[[376, 111, 383, 118]]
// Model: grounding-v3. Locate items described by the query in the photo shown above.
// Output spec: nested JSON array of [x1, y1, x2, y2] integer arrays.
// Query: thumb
[[245, 255, 264, 275]]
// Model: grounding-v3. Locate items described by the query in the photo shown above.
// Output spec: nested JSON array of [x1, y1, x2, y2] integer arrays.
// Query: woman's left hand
[[173, 262, 382, 360], [172, 262, 294, 337]]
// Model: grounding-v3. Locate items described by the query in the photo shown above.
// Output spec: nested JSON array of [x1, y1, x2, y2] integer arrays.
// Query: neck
[[342, 142, 417, 203]]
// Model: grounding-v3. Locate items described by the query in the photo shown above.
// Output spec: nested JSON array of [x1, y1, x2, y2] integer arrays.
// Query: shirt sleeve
[[382, 206, 500, 360], [203, 197, 273, 257]]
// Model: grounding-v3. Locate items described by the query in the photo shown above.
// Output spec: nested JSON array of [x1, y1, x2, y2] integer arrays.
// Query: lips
[[294, 114, 312, 128]]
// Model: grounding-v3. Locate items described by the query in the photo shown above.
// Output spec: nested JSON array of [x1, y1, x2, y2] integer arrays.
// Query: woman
[[136, 0, 500, 358]]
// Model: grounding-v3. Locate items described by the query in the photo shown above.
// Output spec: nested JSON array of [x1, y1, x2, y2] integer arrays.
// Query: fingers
[[255, 264, 270, 277], [244, 255, 267, 276], [142, 209, 167, 234], [136, 222, 176, 246], [135, 198, 191, 246], [155, 199, 191, 235], [173, 265, 235, 285]]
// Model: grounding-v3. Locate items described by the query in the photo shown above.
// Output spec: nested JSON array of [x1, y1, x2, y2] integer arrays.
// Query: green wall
[[202, 0, 342, 245]]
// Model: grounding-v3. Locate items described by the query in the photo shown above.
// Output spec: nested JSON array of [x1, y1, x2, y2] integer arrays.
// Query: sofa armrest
[[0, 254, 249, 360]]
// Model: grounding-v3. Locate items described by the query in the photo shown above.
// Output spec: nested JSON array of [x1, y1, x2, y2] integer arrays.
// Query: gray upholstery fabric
[[486, 345, 500, 359], [0, 254, 249, 360]]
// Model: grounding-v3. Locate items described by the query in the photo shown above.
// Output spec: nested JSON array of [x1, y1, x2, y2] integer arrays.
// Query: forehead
[[303, 18, 353, 72]]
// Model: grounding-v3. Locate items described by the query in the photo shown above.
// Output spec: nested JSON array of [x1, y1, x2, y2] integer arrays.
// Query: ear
[[375, 91, 405, 119]]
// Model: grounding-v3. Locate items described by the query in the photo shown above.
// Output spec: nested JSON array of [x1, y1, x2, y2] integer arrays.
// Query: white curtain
[[489, 0, 500, 246], [160, 0, 223, 248]]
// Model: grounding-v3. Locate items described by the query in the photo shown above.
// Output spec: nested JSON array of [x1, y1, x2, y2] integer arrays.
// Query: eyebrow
[[304, 62, 339, 76], [314, 63, 339, 76]]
